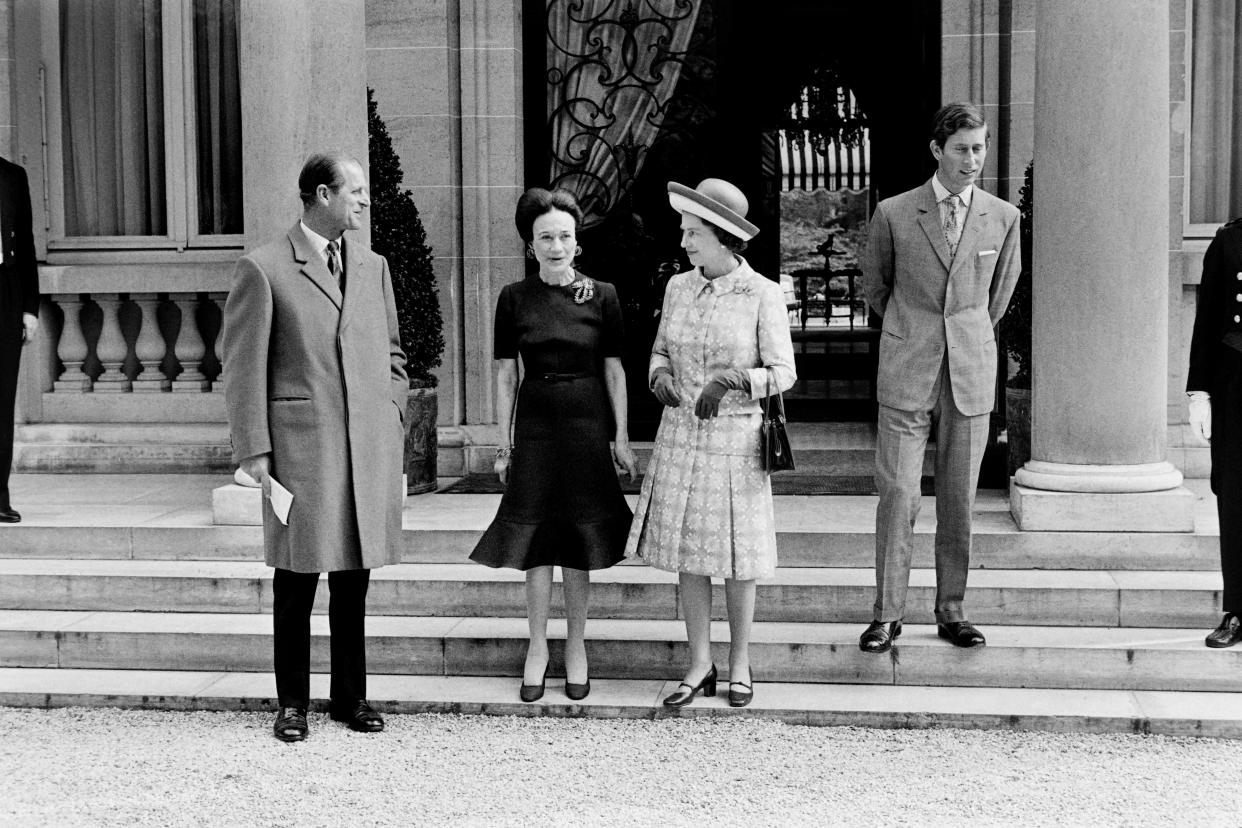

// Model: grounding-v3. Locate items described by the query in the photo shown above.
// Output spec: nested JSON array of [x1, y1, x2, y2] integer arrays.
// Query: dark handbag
[[760, 371, 794, 473]]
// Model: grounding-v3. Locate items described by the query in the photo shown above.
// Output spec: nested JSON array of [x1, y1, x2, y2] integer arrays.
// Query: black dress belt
[[530, 371, 595, 382]]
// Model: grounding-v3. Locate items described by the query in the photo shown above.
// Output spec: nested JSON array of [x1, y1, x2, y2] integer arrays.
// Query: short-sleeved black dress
[[468, 273, 633, 571]]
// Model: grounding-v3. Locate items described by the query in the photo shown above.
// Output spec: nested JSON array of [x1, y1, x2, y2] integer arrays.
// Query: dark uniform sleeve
[[494, 283, 517, 360], [1188, 231, 1226, 393], [600, 281, 625, 358], [12, 165, 39, 317]]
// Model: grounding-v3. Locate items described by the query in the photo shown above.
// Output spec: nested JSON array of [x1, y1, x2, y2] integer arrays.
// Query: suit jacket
[[862, 179, 1021, 416], [1187, 218, 1242, 394], [0, 158, 39, 335], [223, 223, 408, 573]]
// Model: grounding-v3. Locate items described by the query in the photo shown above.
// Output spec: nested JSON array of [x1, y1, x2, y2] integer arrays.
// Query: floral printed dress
[[625, 257, 796, 580]]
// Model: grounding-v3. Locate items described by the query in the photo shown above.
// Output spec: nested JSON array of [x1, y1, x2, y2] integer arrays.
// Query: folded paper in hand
[[267, 477, 293, 525]]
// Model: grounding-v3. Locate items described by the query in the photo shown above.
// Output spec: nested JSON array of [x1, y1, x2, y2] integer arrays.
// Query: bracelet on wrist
[[495, 446, 513, 460]]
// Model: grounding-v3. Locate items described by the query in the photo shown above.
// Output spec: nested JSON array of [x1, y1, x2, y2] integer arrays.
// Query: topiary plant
[[1001, 159, 1033, 389], [368, 88, 443, 388]]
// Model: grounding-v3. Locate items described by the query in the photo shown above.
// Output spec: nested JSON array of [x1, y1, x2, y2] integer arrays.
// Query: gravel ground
[[0, 708, 1239, 827]]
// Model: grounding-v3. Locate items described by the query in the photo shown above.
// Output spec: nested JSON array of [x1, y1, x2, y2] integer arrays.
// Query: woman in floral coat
[[625, 178, 796, 708]]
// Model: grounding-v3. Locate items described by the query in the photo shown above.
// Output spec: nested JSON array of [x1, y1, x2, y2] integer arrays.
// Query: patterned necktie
[[326, 240, 341, 284], [943, 194, 962, 259]]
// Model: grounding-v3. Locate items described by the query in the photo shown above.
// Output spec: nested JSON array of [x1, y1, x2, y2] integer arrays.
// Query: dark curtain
[[194, 0, 243, 234], [61, 0, 166, 236]]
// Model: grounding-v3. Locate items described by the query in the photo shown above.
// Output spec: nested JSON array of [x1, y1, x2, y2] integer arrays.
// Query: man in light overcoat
[[859, 102, 1021, 653], [223, 152, 408, 741]]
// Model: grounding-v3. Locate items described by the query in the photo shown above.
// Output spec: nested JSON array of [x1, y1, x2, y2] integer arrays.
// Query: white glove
[[1188, 392, 1212, 443]]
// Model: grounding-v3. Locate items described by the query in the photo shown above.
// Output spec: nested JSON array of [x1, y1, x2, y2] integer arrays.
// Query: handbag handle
[[762, 367, 785, 419]]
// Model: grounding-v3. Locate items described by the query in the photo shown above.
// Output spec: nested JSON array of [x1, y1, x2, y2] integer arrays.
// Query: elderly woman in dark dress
[[470, 188, 637, 702]]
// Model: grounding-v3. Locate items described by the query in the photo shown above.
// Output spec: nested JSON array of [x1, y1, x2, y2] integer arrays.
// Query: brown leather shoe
[[859, 620, 902, 653], [1206, 613, 1242, 648], [273, 707, 308, 742], [937, 620, 987, 648], [329, 700, 384, 732]]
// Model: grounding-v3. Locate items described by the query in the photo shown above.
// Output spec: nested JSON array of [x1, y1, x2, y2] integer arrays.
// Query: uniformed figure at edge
[[1187, 216, 1242, 648]]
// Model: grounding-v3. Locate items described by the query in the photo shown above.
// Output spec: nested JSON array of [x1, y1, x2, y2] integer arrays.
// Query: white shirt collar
[[299, 220, 342, 263], [931, 173, 973, 208]]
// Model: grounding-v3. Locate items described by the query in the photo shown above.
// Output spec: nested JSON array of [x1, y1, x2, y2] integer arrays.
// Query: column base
[[1009, 483, 1195, 532], [1014, 460, 1184, 493]]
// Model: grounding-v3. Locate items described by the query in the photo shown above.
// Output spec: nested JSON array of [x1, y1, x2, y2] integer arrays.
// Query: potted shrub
[[368, 89, 445, 494], [1000, 160, 1034, 478]]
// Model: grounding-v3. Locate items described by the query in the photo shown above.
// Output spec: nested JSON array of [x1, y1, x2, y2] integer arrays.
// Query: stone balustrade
[[46, 291, 226, 394]]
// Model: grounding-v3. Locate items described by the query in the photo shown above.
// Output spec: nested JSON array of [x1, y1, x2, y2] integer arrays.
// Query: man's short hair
[[931, 102, 989, 148], [298, 152, 355, 206]]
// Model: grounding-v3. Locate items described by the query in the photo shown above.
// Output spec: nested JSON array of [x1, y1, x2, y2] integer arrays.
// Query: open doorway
[[523, 0, 941, 436]]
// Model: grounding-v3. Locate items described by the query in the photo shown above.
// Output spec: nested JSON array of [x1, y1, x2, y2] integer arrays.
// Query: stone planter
[[404, 386, 438, 494], [1005, 386, 1031, 479]]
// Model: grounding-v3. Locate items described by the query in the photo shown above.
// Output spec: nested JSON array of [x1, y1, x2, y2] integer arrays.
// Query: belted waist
[[529, 371, 596, 383]]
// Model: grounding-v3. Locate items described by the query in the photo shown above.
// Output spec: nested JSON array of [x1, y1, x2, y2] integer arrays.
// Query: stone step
[[0, 502, 1221, 571], [2, 611, 1235, 692], [1, 667, 1238, 738], [0, 560, 1224, 628], [14, 424, 232, 444], [13, 423, 234, 473]]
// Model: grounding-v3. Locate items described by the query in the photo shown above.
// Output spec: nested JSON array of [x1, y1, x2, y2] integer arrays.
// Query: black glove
[[693, 368, 751, 420]]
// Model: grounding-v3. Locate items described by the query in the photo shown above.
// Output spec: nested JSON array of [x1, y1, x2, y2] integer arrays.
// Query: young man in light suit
[[223, 152, 408, 741], [859, 102, 1021, 653]]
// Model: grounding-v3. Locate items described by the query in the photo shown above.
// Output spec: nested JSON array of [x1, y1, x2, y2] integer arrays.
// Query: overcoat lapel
[[915, 183, 952, 272], [339, 236, 365, 330], [287, 224, 343, 311]]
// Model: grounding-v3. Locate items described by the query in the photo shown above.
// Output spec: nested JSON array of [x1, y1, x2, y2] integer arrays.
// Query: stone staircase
[[0, 475, 1238, 737]]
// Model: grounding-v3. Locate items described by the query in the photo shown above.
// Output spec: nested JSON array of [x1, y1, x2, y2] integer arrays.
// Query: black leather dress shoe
[[859, 620, 902, 653], [273, 707, 308, 742], [0, 507, 20, 523], [329, 700, 384, 732], [1206, 613, 1242, 648], [937, 620, 987, 648]]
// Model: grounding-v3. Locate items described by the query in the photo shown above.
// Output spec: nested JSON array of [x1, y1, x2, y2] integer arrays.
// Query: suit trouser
[[1209, 348, 1242, 612], [873, 358, 989, 623], [273, 567, 371, 709], [0, 327, 21, 508]]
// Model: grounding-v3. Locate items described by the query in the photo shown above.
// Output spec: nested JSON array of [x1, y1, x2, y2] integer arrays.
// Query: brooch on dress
[[572, 277, 595, 304], [732, 282, 755, 296]]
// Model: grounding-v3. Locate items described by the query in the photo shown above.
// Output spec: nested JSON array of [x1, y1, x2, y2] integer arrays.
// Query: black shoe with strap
[[728, 668, 753, 708], [273, 707, 308, 742], [329, 700, 384, 732], [662, 664, 717, 709], [1206, 613, 1242, 648]]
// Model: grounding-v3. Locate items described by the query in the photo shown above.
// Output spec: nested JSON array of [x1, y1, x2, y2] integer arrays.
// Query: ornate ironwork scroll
[[545, 0, 702, 227]]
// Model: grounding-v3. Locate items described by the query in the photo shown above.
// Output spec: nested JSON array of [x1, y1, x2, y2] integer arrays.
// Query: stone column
[[53, 295, 91, 392], [1010, 0, 1192, 531], [238, 0, 369, 249], [92, 294, 131, 393], [171, 293, 209, 392]]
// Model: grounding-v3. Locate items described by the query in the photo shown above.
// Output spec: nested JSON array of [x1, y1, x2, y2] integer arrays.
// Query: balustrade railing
[[45, 292, 225, 394]]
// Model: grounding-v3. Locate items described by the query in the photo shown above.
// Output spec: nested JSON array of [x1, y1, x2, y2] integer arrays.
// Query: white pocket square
[[979, 249, 997, 256]]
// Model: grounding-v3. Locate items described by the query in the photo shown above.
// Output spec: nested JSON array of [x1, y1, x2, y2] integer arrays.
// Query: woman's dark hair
[[931, 102, 989, 148], [708, 223, 748, 253], [514, 187, 584, 242]]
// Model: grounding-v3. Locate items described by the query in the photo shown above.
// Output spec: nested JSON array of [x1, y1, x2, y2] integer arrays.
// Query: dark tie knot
[[326, 241, 340, 275]]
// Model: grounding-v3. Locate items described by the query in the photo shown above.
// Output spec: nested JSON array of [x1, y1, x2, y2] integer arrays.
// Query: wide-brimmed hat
[[667, 178, 759, 241]]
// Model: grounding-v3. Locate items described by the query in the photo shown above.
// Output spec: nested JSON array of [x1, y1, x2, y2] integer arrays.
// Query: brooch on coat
[[731, 282, 755, 296], [572, 277, 595, 304]]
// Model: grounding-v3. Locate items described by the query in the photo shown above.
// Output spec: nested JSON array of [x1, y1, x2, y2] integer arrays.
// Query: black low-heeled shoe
[[520, 666, 548, 702], [273, 707, 308, 742], [565, 678, 590, 701], [662, 664, 717, 708], [728, 671, 754, 708]]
